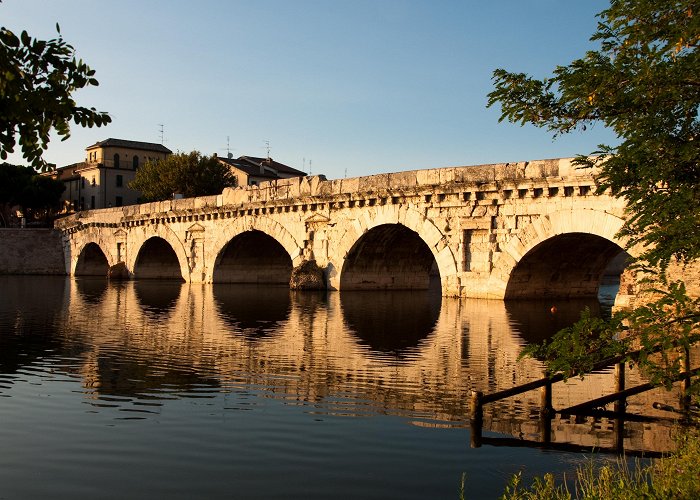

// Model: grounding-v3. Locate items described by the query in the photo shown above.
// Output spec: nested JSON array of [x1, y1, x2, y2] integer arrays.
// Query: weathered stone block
[[289, 260, 326, 290], [388, 170, 418, 189]]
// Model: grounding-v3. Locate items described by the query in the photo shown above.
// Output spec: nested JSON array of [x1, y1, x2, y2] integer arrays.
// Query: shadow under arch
[[133, 237, 185, 281], [75, 242, 109, 276], [213, 284, 291, 340], [341, 290, 441, 358], [213, 230, 293, 284], [340, 223, 440, 291], [505, 233, 630, 300]]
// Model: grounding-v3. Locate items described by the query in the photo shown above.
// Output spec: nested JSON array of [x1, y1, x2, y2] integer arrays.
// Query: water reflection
[[341, 290, 441, 357], [0, 276, 68, 374], [0, 277, 683, 456], [214, 284, 291, 339], [75, 276, 108, 304], [505, 298, 602, 344], [134, 279, 183, 317]]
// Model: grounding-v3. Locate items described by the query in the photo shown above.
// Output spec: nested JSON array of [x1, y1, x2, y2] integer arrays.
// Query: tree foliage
[[0, 161, 65, 225], [130, 152, 237, 202], [522, 282, 700, 395], [487, 0, 699, 269], [489, 0, 700, 398], [0, 22, 111, 170]]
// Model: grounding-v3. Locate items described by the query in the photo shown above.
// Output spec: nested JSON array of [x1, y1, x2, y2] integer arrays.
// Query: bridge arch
[[74, 241, 111, 276], [489, 209, 632, 299], [128, 225, 189, 281], [207, 216, 303, 283], [331, 205, 458, 293]]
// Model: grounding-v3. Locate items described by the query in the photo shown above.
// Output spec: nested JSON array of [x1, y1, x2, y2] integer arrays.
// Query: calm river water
[[0, 276, 679, 499]]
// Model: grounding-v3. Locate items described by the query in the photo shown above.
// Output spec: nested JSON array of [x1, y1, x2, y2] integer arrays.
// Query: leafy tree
[[1, 21, 111, 170], [0, 161, 65, 226], [130, 151, 237, 202], [488, 1, 700, 398], [488, 0, 699, 269]]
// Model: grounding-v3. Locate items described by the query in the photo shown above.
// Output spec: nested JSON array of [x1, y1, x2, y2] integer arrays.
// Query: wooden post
[[539, 378, 552, 444], [614, 361, 626, 413], [540, 379, 552, 416], [470, 390, 483, 448], [614, 361, 626, 452], [682, 346, 691, 416]]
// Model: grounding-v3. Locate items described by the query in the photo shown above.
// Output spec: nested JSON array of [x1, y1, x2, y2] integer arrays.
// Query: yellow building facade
[[54, 138, 171, 211]]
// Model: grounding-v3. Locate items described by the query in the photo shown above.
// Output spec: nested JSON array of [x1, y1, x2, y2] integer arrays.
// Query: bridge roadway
[[56, 157, 633, 300]]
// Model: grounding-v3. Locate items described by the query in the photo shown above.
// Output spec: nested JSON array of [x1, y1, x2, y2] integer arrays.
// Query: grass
[[496, 429, 700, 500]]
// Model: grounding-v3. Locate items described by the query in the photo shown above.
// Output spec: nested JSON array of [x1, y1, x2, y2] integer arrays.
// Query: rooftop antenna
[[309, 159, 312, 175], [344, 168, 347, 178], [222, 136, 236, 159], [158, 124, 165, 145], [264, 140, 271, 159]]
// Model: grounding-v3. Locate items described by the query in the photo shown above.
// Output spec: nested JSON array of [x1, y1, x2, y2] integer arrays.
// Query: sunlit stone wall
[[56, 157, 679, 299]]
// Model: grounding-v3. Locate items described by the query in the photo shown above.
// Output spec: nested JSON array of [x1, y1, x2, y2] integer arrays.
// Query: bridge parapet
[[56, 158, 600, 232]]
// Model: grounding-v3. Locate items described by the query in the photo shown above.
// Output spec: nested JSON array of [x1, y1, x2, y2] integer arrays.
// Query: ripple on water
[[0, 277, 683, 499]]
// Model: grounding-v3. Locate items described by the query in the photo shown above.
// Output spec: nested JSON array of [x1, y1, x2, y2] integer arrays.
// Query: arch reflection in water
[[213, 284, 291, 339], [40, 278, 682, 453], [75, 276, 109, 305], [134, 280, 183, 318], [340, 290, 441, 358], [505, 298, 603, 345]]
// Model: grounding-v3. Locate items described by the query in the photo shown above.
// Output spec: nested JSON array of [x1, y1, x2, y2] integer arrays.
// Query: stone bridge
[[55, 157, 633, 299]]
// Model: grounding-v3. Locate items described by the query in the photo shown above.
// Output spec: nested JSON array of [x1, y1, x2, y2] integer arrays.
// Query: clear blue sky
[[4, 0, 615, 179]]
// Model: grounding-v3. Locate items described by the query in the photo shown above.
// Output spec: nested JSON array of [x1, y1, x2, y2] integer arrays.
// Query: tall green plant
[[488, 0, 699, 395], [488, 0, 699, 269]]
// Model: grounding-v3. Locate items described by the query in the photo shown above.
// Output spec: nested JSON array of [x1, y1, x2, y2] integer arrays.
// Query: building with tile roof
[[216, 154, 306, 186], [50, 138, 172, 212]]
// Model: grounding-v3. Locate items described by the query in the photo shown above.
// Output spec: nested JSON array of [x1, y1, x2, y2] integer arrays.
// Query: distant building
[[216, 154, 306, 186], [50, 138, 172, 211]]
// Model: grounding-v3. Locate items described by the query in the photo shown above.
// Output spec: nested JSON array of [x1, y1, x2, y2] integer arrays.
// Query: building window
[[133, 156, 139, 169], [113, 153, 120, 168], [81, 178, 85, 189], [91, 176, 96, 186], [115, 196, 123, 207], [116, 175, 123, 187], [90, 195, 95, 209]]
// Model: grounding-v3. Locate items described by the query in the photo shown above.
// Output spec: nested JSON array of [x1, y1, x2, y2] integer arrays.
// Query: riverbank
[[500, 428, 700, 499], [0, 228, 66, 275]]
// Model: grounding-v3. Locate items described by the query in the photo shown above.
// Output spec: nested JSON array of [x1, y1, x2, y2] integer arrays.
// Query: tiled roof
[[239, 156, 306, 176], [218, 155, 306, 178], [86, 138, 172, 154]]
